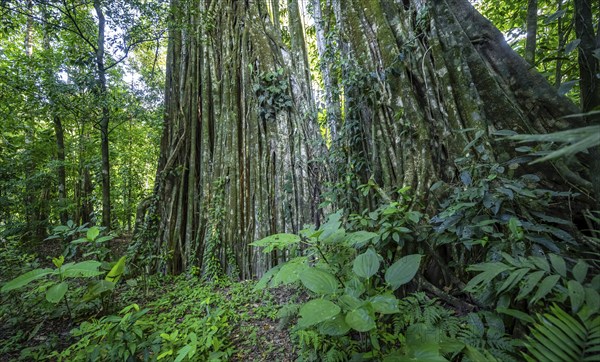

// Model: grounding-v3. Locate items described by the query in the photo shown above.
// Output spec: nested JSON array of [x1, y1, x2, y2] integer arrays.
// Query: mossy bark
[[324, 0, 587, 208], [145, 0, 320, 277], [143, 0, 591, 277]]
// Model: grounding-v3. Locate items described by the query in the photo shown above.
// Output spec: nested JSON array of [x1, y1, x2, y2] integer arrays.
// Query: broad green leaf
[[298, 299, 340, 328], [508, 217, 523, 240], [338, 294, 363, 311], [249, 233, 300, 253], [407, 211, 422, 224], [105, 256, 126, 284], [95, 235, 113, 244], [584, 288, 600, 314], [318, 211, 343, 241], [53, 225, 70, 232], [345, 277, 366, 298], [45, 282, 68, 303], [353, 249, 380, 279], [83, 280, 116, 301], [517, 270, 546, 300], [370, 294, 399, 314], [530, 256, 550, 273], [319, 313, 350, 336], [87, 226, 100, 241], [498, 267, 530, 295], [572, 260, 589, 284], [565, 39, 581, 54], [272, 261, 306, 285], [253, 265, 280, 291], [346, 308, 376, 332], [592, 274, 600, 290], [531, 275, 561, 304], [174, 345, 193, 362], [70, 238, 89, 244], [62, 260, 103, 278], [496, 307, 535, 324], [465, 262, 511, 292], [300, 268, 339, 295], [1, 268, 53, 292], [567, 280, 585, 313], [346, 231, 378, 248], [549, 254, 566, 277], [385, 254, 422, 291]]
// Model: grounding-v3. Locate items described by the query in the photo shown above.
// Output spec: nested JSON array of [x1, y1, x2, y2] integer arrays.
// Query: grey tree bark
[[141, 0, 592, 277], [93, 0, 112, 230], [525, 0, 538, 65], [140, 0, 321, 277]]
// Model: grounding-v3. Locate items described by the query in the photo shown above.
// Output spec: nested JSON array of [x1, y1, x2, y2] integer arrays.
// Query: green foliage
[[476, 0, 581, 101], [254, 206, 427, 359], [524, 304, 600, 362], [1, 255, 102, 307], [253, 68, 293, 122], [458, 312, 519, 362], [67, 225, 115, 262], [465, 252, 599, 312], [58, 303, 159, 362], [430, 136, 578, 261], [57, 278, 278, 361], [507, 122, 600, 164]]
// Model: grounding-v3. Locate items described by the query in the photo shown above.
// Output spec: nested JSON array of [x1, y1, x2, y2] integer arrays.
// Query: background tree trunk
[[525, 0, 538, 65], [93, 0, 112, 230], [54, 115, 68, 225], [574, 0, 600, 210]]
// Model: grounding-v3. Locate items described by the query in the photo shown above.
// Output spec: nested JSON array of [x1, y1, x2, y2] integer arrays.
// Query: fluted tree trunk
[[323, 0, 587, 207], [143, 0, 320, 277], [142, 0, 592, 277]]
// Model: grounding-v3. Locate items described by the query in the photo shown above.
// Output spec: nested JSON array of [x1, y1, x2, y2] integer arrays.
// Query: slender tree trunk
[[23, 0, 48, 240], [93, 0, 111, 230], [574, 0, 600, 210], [311, 0, 341, 138], [54, 115, 68, 225], [76, 124, 94, 226], [41, 5, 69, 225], [24, 0, 33, 57], [24, 0, 35, 230], [555, 0, 565, 88], [525, 0, 538, 65]]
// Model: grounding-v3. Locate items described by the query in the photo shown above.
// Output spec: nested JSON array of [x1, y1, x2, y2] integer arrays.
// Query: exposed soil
[[228, 285, 306, 362]]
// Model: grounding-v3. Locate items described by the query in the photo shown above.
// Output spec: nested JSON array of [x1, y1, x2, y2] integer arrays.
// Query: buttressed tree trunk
[[323, 0, 588, 206], [144, 0, 591, 277], [144, 0, 322, 277]]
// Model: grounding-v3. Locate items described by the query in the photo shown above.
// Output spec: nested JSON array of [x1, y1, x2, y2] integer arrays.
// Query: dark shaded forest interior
[[1, 0, 599, 361]]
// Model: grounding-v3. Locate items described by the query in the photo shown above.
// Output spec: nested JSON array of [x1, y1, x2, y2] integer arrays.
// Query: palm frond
[[524, 304, 600, 362], [506, 125, 600, 164]]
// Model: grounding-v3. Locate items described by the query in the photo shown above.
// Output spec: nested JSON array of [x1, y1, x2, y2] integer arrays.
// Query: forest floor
[[0, 238, 302, 361]]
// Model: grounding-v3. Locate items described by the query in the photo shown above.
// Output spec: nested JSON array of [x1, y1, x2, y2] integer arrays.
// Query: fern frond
[[324, 347, 348, 362], [524, 304, 600, 362]]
